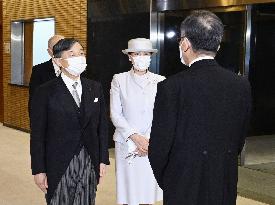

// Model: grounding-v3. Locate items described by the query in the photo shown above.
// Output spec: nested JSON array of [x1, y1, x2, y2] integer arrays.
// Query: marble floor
[[0, 124, 269, 205], [245, 135, 275, 165]]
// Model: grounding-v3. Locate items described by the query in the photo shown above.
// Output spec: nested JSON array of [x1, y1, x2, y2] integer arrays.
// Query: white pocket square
[[94, 98, 98, 102]]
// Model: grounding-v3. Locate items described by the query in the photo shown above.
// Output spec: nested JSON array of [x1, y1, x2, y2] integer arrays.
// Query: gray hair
[[180, 10, 224, 54]]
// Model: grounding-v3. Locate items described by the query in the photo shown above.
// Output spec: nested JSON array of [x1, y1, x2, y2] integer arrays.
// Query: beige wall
[[2, 0, 87, 130]]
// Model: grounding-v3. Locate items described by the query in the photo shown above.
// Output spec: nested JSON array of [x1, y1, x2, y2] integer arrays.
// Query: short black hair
[[53, 38, 81, 58], [180, 10, 224, 53]]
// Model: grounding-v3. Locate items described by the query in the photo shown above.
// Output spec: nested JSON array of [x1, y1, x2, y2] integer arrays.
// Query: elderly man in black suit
[[28, 34, 64, 113], [149, 10, 252, 205], [30, 38, 109, 205]]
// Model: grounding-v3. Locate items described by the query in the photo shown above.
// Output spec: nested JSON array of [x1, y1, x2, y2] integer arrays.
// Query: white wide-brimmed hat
[[122, 38, 158, 54]]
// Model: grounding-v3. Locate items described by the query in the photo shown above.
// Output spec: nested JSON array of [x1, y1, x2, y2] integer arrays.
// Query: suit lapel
[[80, 78, 96, 129], [55, 77, 96, 129], [46, 60, 57, 79], [56, 77, 80, 121]]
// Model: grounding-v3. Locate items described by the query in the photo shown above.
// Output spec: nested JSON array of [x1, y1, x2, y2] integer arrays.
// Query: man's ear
[[53, 58, 62, 68], [183, 37, 191, 52], [47, 48, 53, 58]]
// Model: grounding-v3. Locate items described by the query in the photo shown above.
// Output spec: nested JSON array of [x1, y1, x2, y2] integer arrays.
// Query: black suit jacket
[[149, 59, 252, 205], [30, 76, 110, 202], [29, 60, 56, 114]]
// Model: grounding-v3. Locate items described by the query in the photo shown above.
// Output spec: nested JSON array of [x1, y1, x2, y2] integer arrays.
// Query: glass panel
[[160, 10, 246, 77], [249, 4, 275, 135], [215, 11, 246, 74], [33, 19, 55, 66], [244, 3, 275, 175], [11, 22, 24, 85]]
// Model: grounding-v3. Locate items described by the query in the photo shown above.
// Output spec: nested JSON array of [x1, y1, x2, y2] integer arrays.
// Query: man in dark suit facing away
[[149, 10, 252, 205], [28, 34, 64, 113]]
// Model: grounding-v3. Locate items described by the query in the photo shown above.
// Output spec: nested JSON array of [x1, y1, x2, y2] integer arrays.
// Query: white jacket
[[110, 69, 165, 154]]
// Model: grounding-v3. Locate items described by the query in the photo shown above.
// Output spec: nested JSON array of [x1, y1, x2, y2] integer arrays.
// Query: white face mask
[[132, 56, 151, 71], [179, 43, 186, 65], [64, 56, 87, 76]]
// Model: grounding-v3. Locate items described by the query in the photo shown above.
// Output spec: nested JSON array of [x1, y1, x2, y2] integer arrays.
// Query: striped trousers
[[49, 147, 97, 205]]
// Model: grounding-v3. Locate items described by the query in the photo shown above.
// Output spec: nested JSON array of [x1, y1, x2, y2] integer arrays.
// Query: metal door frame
[[149, 2, 252, 166], [151, 0, 275, 12]]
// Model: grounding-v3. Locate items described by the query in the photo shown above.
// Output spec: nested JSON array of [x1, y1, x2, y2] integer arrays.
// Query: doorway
[[244, 3, 275, 173]]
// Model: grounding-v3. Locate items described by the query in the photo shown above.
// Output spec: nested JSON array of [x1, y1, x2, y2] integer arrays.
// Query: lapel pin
[[94, 98, 98, 102]]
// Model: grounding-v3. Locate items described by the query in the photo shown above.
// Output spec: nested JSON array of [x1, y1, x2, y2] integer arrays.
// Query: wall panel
[[0, 0, 3, 122], [2, 0, 87, 130]]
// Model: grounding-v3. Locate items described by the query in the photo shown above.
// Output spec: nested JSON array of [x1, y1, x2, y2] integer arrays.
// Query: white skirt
[[115, 142, 163, 205]]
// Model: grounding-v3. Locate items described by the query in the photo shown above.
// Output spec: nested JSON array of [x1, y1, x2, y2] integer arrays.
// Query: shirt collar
[[61, 72, 81, 87], [188, 56, 214, 67], [130, 68, 150, 78], [52, 59, 61, 77]]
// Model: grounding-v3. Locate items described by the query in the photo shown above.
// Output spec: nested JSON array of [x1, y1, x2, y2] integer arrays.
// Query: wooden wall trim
[[0, 0, 4, 122], [23, 22, 33, 86]]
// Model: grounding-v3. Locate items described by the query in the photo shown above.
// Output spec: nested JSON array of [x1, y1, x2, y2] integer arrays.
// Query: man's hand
[[99, 163, 107, 184], [34, 173, 48, 193], [130, 134, 149, 155]]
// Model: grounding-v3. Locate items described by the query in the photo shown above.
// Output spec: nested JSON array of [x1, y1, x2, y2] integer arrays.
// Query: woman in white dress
[[110, 38, 165, 205]]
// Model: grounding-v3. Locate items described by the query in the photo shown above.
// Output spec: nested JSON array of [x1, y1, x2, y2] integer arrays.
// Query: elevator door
[[249, 4, 275, 135], [159, 8, 246, 77]]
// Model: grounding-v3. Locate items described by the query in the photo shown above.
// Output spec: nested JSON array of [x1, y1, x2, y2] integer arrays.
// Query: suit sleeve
[[30, 85, 48, 175], [148, 80, 179, 188], [98, 84, 110, 165], [28, 66, 41, 116], [110, 75, 138, 141], [238, 80, 252, 154]]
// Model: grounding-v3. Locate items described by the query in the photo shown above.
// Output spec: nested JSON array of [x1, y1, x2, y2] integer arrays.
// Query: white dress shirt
[[61, 72, 82, 101], [189, 55, 214, 67]]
